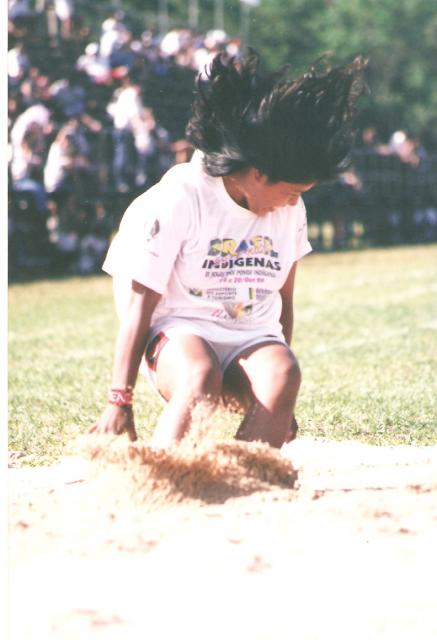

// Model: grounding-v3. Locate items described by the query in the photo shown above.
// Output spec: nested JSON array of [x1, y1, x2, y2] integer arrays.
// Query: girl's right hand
[[89, 404, 138, 442]]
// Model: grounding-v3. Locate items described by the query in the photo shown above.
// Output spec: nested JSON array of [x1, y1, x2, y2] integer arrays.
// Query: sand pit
[[84, 435, 298, 506], [8, 436, 437, 640]]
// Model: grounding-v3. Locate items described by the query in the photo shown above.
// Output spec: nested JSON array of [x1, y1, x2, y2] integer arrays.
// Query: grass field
[[8, 244, 437, 465]]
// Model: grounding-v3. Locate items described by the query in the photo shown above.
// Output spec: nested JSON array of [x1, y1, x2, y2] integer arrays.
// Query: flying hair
[[186, 50, 368, 183]]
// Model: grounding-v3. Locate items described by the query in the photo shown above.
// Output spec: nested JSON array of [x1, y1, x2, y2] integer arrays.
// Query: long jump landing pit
[[8, 435, 437, 640]]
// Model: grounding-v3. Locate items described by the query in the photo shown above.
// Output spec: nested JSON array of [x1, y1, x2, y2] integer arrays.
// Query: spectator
[[48, 69, 88, 120], [159, 28, 194, 67], [8, 0, 36, 37], [145, 121, 174, 184], [99, 11, 131, 62], [11, 122, 48, 214], [19, 67, 52, 108], [54, 0, 75, 40], [76, 202, 111, 275], [139, 29, 165, 71], [44, 117, 93, 196], [76, 42, 111, 85], [9, 0, 32, 21], [106, 73, 145, 192], [131, 106, 156, 188], [44, 117, 100, 267], [109, 34, 137, 75], [10, 102, 52, 160], [8, 93, 24, 133], [8, 42, 30, 87], [388, 131, 422, 168], [193, 29, 237, 78]]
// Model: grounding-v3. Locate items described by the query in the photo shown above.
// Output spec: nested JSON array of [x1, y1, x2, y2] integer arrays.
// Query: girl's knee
[[274, 353, 301, 389], [184, 359, 223, 399], [259, 354, 301, 406]]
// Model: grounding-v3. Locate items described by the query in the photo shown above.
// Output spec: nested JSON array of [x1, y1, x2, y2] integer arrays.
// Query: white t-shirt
[[10, 104, 51, 149], [106, 86, 143, 131], [103, 155, 312, 344]]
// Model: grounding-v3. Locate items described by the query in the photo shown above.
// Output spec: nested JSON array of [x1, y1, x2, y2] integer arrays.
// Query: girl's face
[[224, 169, 315, 216]]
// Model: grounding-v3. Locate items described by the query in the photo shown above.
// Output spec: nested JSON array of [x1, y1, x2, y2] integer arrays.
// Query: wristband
[[108, 387, 133, 406]]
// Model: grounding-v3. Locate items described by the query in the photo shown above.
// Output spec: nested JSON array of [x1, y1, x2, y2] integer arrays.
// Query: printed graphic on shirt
[[203, 235, 279, 266], [223, 287, 255, 319], [193, 236, 283, 320], [201, 235, 281, 275]]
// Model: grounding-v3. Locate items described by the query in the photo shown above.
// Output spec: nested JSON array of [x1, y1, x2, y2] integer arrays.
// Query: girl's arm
[[279, 262, 300, 443], [279, 262, 298, 345], [90, 280, 161, 440]]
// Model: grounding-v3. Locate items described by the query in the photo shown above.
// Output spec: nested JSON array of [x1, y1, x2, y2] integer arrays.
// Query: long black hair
[[186, 50, 367, 183]]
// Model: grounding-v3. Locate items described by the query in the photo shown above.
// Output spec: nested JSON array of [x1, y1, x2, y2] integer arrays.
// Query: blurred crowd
[[8, 1, 437, 277], [8, 1, 240, 276], [307, 126, 437, 249]]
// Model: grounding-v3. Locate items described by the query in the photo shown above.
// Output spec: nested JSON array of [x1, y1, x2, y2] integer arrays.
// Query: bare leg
[[223, 341, 301, 448], [151, 335, 222, 448]]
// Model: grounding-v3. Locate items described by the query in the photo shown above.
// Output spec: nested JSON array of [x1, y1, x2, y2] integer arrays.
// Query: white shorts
[[142, 321, 286, 401], [111, 277, 286, 399]]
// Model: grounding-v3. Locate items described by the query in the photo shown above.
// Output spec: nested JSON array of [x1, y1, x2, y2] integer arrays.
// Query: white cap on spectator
[[160, 30, 182, 57], [389, 130, 407, 151], [204, 29, 228, 50]]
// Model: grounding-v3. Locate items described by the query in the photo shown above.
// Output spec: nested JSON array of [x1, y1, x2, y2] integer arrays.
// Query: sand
[[8, 435, 437, 639]]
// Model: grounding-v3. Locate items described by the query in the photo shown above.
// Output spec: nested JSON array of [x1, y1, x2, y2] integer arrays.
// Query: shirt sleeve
[[294, 199, 312, 261], [102, 184, 192, 295]]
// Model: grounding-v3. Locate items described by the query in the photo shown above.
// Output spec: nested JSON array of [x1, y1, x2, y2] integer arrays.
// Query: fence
[[9, 140, 437, 280], [304, 149, 437, 250]]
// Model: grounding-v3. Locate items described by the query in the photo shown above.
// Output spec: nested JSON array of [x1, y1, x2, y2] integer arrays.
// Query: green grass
[[8, 245, 437, 465]]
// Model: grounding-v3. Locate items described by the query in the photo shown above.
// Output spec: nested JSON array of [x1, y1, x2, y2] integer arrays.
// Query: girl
[[91, 51, 366, 448]]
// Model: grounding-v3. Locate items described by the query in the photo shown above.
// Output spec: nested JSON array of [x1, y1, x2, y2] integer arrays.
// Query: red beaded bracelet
[[108, 387, 133, 406]]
